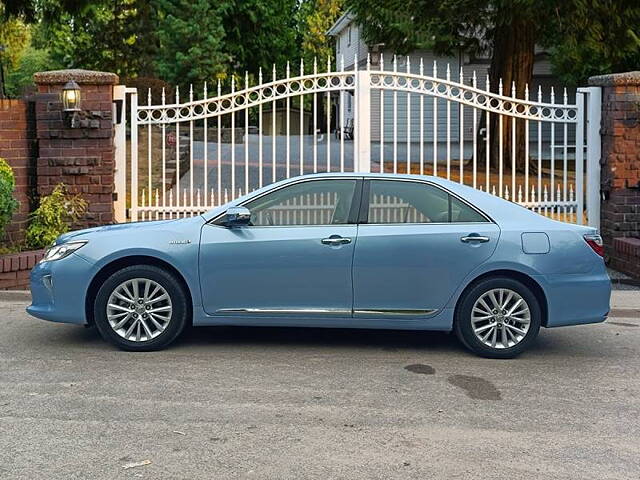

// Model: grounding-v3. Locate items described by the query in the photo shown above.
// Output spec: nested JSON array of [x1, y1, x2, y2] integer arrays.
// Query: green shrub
[[0, 158, 19, 241], [25, 184, 88, 249]]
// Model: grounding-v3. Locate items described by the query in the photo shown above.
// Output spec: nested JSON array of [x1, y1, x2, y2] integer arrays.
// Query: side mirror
[[220, 206, 251, 227]]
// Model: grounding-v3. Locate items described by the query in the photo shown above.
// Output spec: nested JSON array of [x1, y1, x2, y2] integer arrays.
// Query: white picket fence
[[113, 54, 602, 227]]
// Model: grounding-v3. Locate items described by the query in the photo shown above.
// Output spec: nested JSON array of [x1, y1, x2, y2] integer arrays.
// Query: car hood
[[55, 218, 192, 244]]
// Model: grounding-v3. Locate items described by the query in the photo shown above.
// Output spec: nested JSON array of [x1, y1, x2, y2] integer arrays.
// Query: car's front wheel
[[454, 277, 541, 358], [94, 265, 188, 351]]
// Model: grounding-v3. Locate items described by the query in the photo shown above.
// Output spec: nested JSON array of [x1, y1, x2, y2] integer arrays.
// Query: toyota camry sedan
[[27, 173, 611, 358]]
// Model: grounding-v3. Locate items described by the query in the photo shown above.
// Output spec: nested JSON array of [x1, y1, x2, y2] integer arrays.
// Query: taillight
[[584, 234, 604, 257]]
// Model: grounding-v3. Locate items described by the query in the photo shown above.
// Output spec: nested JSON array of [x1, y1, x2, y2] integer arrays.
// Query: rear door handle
[[461, 235, 490, 243], [321, 235, 352, 245]]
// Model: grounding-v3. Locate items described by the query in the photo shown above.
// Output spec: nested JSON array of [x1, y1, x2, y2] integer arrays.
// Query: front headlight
[[40, 241, 88, 263]]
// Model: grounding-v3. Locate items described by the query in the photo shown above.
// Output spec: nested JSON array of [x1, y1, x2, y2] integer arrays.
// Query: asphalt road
[[1, 291, 639, 479]]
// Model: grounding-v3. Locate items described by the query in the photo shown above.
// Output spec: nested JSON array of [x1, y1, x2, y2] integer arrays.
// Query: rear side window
[[365, 180, 487, 224]]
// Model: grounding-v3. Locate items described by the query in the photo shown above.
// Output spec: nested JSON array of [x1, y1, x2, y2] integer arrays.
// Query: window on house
[[348, 26, 352, 46]]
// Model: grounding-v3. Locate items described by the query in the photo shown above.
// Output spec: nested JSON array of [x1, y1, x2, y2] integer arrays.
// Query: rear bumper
[[27, 253, 93, 325], [538, 268, 611, 328]]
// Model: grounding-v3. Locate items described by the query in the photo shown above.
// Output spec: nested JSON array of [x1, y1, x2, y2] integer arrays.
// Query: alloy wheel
[[106, 278, 173, 342], [471, 288, 531, 349]]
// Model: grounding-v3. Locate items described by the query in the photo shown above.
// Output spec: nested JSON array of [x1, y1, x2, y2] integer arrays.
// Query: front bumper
[[27, 253, 94, 325]]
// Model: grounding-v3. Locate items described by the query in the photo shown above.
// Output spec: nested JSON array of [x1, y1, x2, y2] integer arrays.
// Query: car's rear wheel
[[454, 277, 541, 358], [94, 265, 188, 351]]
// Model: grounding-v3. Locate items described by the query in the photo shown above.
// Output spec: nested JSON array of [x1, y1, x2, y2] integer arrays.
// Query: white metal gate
[[114, 55, 601, 227]]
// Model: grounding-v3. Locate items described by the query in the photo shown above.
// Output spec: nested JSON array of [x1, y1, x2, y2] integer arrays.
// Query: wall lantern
[[62, 80, 81, 112]]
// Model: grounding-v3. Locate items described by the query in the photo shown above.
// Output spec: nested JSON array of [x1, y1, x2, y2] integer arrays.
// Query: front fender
[[74, 216, 205, 309], [78, 245, 203, 309]]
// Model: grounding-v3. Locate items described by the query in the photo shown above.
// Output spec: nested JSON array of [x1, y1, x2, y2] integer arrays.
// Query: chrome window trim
[[358, 221, 492, 227]]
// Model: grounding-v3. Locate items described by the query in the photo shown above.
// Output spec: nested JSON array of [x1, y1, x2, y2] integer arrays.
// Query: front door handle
[[321, 235, 352, 246], [461, 235, 490, 243]]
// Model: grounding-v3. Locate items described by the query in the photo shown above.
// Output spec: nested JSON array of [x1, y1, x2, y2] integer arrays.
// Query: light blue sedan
[[27, 173, 611, 358]]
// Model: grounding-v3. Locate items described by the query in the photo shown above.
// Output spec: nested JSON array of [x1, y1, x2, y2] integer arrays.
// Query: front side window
[[243, 179, 357, 226], [366, 180, 487, 224]]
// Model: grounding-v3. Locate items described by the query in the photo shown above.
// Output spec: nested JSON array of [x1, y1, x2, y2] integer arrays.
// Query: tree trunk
[[478, 17, 536, 179]]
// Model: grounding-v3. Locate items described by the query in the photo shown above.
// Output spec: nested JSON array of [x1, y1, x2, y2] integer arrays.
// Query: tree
[[300, 0, 343, 70], [223, 0, 300, 77], [34, 0, 159, 78], [0, 4, 31, 97], [153, 0, 229, 89], [5, 46, 60, 97], [547, 1, 640, 86], [346, 0, 640, 171], [298, 0, 344, 132], [1, 0, 92, 21]]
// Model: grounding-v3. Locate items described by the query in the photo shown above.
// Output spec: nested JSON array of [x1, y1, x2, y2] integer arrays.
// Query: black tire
[[94, 265, 189, 351], [454, 277, 541, 359]]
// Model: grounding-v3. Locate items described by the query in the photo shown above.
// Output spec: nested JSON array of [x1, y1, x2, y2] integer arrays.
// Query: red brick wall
[[0, 99, 37, 245], [34, 77, 117, 228], [612, 238, 640, 278], [0, 249, 44, 290]]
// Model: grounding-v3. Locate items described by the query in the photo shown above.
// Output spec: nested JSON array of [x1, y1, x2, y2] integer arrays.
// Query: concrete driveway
[[1, 291, 639, 479]]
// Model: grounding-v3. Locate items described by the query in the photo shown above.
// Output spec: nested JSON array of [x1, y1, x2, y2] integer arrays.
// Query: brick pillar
[[33, 69, 118, 228], [589, 71, 640, 277]]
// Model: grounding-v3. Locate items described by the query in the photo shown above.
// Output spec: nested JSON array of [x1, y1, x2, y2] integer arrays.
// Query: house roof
[[326, 12, 354, 36]]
